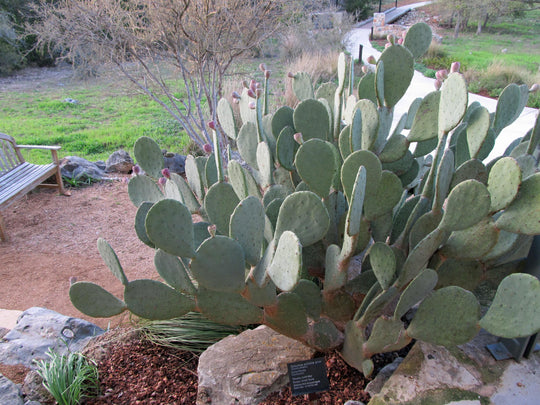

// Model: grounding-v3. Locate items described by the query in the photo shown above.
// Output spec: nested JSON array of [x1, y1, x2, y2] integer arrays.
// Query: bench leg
[[52, 149, 70, 196], [0, 214, 6, 242]]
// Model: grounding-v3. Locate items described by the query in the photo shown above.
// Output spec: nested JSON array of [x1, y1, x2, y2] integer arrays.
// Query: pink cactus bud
[[367, 55, 376, 65], [435, 69, 448, 81], [385, 43, 391, 49], [231, 91, 241, 99], [203, 143, 213, 154], [256, 88, 263, 98], [248, 101, 256, 109], [242, 80, 249, 88], [132, 164, 141, 175], [294, 132, 304, 144], [265, 70, 271, 79], [387, 34, 395, 45], [362, 65, 370, 74], [398, 38, 403, 45], [287, 72, 295, 78], [69, 276, 77, 285], [434, 79, 442, 91], [158, 177, 167, 186], [259, 63, 267, 72], [249, 79, 257, 91], [208, 224, 217, 237], [161, 168, 171, 179], [450, 62, 461, 73], [207, 120, 216, 130], [529, 83, 539, 92], [247, 89, 256, 99]]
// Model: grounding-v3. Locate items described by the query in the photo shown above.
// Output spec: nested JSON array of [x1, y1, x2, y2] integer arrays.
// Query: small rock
[[94, 160, 106, 171], [365, 357, 403, 396], [21, 370, 54, 404], [344, 401, 366, 405], [60, 156, 105, 181], [197, 325, 315, 404], [163, 152, 186, 175], [0, 374, 24, 405], [105, 150, 134, 173], [63, 98, 79, 104]]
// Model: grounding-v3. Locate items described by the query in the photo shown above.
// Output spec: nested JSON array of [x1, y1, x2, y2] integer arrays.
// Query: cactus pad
[[230, 196, 265, 266], [364, 318, 411, 355], [394, 268, 437, 320], [204, 182, 240, 235], [488, 157, 522, 212], [197, 287, 263, 325], [98, 238, 128, 285], [295, 139, 337, 198], [265, 292, 308, 338], [293, 99, 330, 141], [268, 230, 302, 291], [440, 180, 491, 231], [133, 136, 164, 178], [128, 175, 163, 207], [70, 282, 126, 317], [154, 249, 196, 295]]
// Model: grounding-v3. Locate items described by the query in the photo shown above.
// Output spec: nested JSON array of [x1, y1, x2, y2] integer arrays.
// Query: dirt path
[[0, 180, 156, 329]]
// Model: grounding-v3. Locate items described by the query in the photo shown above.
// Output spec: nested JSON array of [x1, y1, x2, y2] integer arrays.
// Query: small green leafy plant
[[34, 349, 99, 405]]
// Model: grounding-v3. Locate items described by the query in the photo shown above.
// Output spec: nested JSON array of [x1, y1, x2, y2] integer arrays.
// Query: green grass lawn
[[0, 73, 191, 164]]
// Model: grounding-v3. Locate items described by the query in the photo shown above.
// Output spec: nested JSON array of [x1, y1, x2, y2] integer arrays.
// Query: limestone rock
[[0, 374, 24, 405], [106, 150, 134, 173], [365, 357, 403, 396], [21, 370, 54, 404], [197, 325, 315, 404], [163, 152, 186, 175], [60, 156, 105, 181], [0, 307, 103, 368]]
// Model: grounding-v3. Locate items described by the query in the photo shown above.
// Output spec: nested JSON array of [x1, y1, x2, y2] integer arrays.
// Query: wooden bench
[[0, 133, 68, 241]]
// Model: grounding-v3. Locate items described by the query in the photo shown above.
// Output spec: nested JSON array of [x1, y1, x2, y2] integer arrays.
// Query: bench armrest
[[17, 145, 62, 151]]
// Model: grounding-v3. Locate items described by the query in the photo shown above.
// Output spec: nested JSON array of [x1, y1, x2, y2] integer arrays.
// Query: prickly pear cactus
[[70, 23, 540, 377]]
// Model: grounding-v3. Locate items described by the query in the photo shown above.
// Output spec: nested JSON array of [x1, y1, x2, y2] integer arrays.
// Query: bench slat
[[0, 142, 21, 174], [0, 163, 58, 207]]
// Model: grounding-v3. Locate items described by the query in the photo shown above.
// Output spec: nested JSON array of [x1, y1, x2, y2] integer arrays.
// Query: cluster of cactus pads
[[70, 22, 540, 375]]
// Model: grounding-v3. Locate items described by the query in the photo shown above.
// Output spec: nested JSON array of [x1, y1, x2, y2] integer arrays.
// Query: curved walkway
[[344, 3, 539, 160]]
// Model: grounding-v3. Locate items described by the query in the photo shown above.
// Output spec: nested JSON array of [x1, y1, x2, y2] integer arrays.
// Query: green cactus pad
[[324, 244, 345, 292], [364, 170, 403, 220], [265, 292, 308, 338], [295, 139, 337, 198], [237, 121, 260, 170], [245, 278, 277, 307], [341, 321, 367, 373], [487, 157, 522, 212], [440, 180, 491, 231], [496, 173, 540, 235], [197, 287, 263, 325], [483, 229, 520, 261], [357, 72, 377, 105], [407, 286, 480, 346], [273, 166, 295, 193], [389, 195, 421, 244], [381, 150, 414, 176], [479, 273, 540, 338], [450, 159, 488, 190], [349, 106, 362, 152], [493, 84, 529, 135], [466, 106, 490, 158], [263, 185, 290, 208], [169, 173, 200, 213], [227, 160, 261, 201], [251, 240, 275, 287], [193, 222, 211, 250], [345, 166, 367, 236], [217, 98, 237, 140], [204, 182, 240, 235], [128, 175, 163, 207], [358, 287, 399, 327], [316, 82, 338, 107], [98, 238, 128, 285], [394, 268, 437, 320], [433, 149, 455, 211], [413, 137, 438, 157], [322, 291, 356, 322], [190, 235, 245, 293], [164, 178, 183, 202], [274, 191, 330, 247], [368, 242, 396, 290], [339, 125, 352, 160], [341, 150, 381, 203], [379, 134, 409, 163], [133, 136, 164, 178], [293, 99, 330, 141], [195, 156, 208, 190], [526, 111, 540, 155], [154, 249, 196, 295], [365, 318, 411, 356], [276, 126, 298, 171], [440, 217, 499, 259], [377, 45, 414, 108], [268, 231, 302, 291], [306, 318, 344, 351], [345, 269, 377, 295], [257, 142, 273, 189], [439, 73, 468, 134], [292, 72, 314, 101], [358, 99, 380, 151], [265, 198, 284, 230], [124, 279, 195, 320], [134, 202, 155, 248], [145, 199, 195, 258], [185, 155, 205, 201], [205, 153, 218, 188], [239, 87, 257, 124], [292, 279, 322, 320], [409, 211, 442, 250], [70, 282, 126, 317], [230, 196, 265, 266], [435, 259, 483, 291], [271, 106, 295, 137], [403, 22, 432, 59]]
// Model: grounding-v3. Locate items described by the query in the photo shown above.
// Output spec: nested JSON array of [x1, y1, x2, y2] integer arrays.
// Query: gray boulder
[[163, 152, 186, 175], [60, 156, 105, 181], [105, 150, 134, 173], [197, 325, 315, 404], [0, 374, 24, 405], [0, 307, 103, 368]]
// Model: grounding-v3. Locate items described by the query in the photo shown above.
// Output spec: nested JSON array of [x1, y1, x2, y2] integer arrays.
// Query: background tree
[[28, 0, 288, 148]]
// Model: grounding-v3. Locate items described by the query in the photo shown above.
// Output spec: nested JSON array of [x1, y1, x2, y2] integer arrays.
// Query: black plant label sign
[[287, 357, 330, 396]]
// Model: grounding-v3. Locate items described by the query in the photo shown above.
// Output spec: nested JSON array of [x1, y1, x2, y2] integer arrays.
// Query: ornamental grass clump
[[69, 22, 540, 376]]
